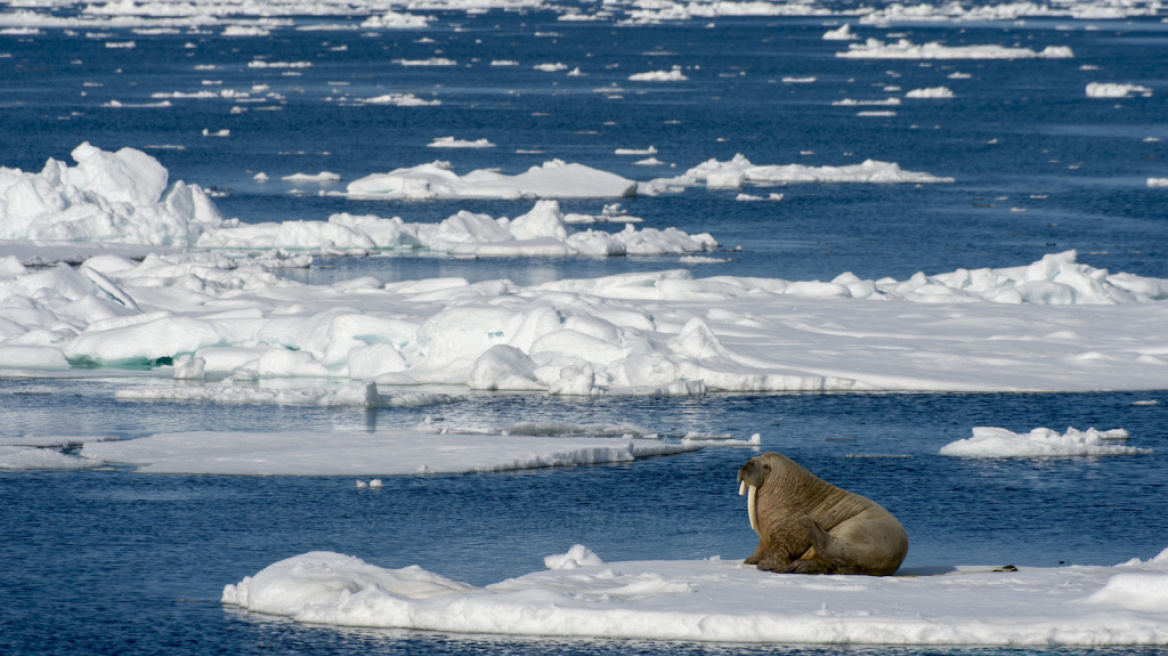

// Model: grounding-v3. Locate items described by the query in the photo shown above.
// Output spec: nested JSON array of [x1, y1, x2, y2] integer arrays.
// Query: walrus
[[737, 452, 909, 575]]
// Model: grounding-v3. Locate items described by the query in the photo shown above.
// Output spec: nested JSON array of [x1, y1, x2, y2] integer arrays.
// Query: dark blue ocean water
[[2, 10, 1168, 656]]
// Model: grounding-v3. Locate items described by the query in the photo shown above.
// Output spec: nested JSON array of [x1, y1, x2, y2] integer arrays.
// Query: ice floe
[[644, 153, 952, 191], [1085, 82, 1153, 98], [427, 137, 497, 149], [939, 426, 1152, 458], [628, 66, 688, 81], [221, 545, 1168, 645], [0, 142, 225, 246], [905, 86, 955, 98], [77, 422, 736, 475], [838, 38, 1074, 60], [346, 160, 639, 200], [3, 246, 1168, 394]]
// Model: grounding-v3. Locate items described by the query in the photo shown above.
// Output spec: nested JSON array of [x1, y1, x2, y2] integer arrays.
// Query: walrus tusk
[[739, 481, 746, 496], [747, 485, 758, 533]]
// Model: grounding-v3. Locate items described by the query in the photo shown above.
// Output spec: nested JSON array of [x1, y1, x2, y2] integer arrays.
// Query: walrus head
[[737, 456, 772, 534]]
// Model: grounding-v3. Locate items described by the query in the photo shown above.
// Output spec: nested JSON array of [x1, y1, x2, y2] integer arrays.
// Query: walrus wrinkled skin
[[737, 452, 908, 576]]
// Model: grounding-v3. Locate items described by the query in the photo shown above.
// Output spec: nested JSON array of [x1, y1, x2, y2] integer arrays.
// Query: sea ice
[[79, 424, 718, 475], [905, 86, 955, 98], [346, 160, 638, 199], [3, 249, 1168, 394], [939, 426, 1150, 457], [1085, 82, 1153, 98], [0, 142, 225, 246], [221, 546, 1168, 645], [645, 153, 953, 190], [838, 38, 1074, 59], [628, 66, 688, 81], [427, 137, 497, 148]]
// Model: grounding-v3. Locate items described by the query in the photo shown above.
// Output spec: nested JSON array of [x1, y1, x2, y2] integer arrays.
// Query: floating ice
[[80, 426, 713, 475], [192, 200, 713, 256], [361, 10, 431, 28], [0, 445, 105, 470], [222, 546, 1168, 645], [629, 66, 688, 81], [822, 23, 857, 40], [361, 93, 441, 106], [939, 426, 1150, 457], [281, 172, 342, 183], [427, 137, 496, 149], [0, 142, 225, 246], [646, 153, 953, 190], [1085, 82, 1153, 98], [3, 247, 1168, 394], [905, 86, 955, 98], [838, 38, 1074, 59], [346, 160, 638, 199], [1149, 178, 1168, 188]]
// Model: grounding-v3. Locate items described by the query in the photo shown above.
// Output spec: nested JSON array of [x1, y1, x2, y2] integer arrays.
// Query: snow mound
[[0, 143, 224, 246], [222, 548, 1168, 645], [939, 426, 1151, 458]]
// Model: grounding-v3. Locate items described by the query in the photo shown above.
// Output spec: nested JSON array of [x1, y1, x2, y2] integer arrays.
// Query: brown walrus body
[[737, 452, 908, 576]]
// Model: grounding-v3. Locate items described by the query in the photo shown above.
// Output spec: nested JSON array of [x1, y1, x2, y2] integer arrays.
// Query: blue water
[[2, 9, 1168, 655]]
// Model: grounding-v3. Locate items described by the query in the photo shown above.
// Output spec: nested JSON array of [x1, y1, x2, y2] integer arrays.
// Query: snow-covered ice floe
[[221, 545, 1168, 645], [0, 144, 711, 257], [1085, 82, 1153, 98], [940, 426, 1151, 457], [346, 159, 638, 200], [3, 248, 1168, 394], [644, 153, 952, 191], [195, 199, 718, 256], [76, 422, 755, 475], [838, 38, 1074, 60], [0, 142, 225, 246]]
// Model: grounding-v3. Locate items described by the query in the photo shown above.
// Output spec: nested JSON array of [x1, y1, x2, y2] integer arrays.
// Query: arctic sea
[[2, 4, 1168, 655]]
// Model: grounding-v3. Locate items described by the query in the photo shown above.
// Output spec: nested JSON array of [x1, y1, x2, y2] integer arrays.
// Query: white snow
[[78, 424, 725, 475], [346, 160, 638, 199], [1085, 82, 1153, 98], [221, 546, 1168, 645], [939, 426, 1152, 457], [838, 38, 1074, 60]]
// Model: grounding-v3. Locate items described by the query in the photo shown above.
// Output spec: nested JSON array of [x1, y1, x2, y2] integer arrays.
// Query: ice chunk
[[939, 426, 1150, 458]]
